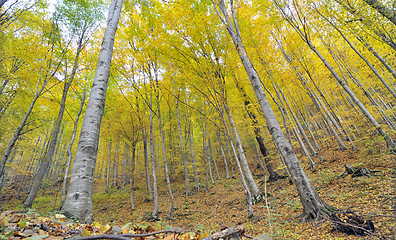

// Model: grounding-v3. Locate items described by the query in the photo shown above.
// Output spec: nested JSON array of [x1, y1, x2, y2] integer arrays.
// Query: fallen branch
[[71, 230, 182, 240], [329, 211, 375, 236], [202, 225, 245, 240]]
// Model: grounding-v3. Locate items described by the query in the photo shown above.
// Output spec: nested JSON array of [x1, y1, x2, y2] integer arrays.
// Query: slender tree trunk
[[130, 143, 136, 210], [61, 92, 85, 199], [106, 142, 112, 193], [190, 128, 200, 190], [214, 1, 335, 220], [24, 25, 86, 209], [234, 78, 280, 180], [156, 81, 175, 219], [216, 131, 230, 179], [223, 131, 235, 178], [142, 129, 152, 198], [62, 0, 123, 223], [0, 79, 49, 196], [149, 98, 159, 219], [219, 109, 254, 218], [175, 98, 191, 196], [224, 103, 262, 200], [208, 137, 220, 180], [204, 120, 214, 184], [356, 37, 396, 81], [202, 118, 210, 189]]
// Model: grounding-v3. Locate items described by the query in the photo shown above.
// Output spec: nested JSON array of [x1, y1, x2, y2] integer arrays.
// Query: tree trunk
[[156, 81, 175, 219], [106, 142, 112, 193], [62, 0, 123, 223], [219, 109, 254, 218], [130, 143, 136, 210], [24, 23, 86, 208], [0, 78, 49, 196], [142, 129, 152, 199], [175, 98, 191, 196], [61, 92, 85, 202], [208, 137, 220, 180], [0, 0, 8, 9], [190, 128, 200, 190], [224, 103, 262, 201], [356, 37, 396, 81], [233, 78, 280, 180], [214, 1, 335, 220], [149, 99, 159, 219], [216, 131, 230, 179]]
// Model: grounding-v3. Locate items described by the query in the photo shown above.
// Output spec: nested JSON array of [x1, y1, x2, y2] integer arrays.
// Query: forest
[[0, 0, 395, 239]]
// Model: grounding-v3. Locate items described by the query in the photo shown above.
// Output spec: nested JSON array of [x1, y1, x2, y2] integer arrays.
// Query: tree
[[62, 0, 123, 223], [362, 0, 396, 26], [212, 0, 335, 220], [0, 18, 63, 195], [24, 0, 102, 208]]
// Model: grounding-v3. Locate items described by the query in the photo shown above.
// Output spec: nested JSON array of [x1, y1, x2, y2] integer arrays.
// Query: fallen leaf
[[26, 235, 49, 240], [83, 229, 91, 237]]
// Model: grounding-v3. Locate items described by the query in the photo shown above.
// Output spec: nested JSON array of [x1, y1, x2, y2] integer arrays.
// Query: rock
[[4, 226, 17, 233], [112, 226, 122, 234], [253, 233, 272, 240], [121, 222, 132, 231], [23, 228, 37, 236], [229, 233, 240, 240]]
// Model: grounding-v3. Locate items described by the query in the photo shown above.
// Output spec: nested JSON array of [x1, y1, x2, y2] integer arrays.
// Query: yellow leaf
[[54, 214, 65, 219], [18, 218, 27, 228], [197, 233, 209, 240], [83, 230, 91, 237], [93, 221, 101, 228]]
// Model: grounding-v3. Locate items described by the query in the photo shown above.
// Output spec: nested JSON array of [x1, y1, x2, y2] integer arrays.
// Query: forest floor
[[1, 142, 395, 239]]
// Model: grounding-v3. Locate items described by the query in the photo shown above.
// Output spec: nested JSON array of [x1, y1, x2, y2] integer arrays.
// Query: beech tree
[[24, 0, 103, 208], [62, 0, 123, 223], [212, 0, 336, 220]]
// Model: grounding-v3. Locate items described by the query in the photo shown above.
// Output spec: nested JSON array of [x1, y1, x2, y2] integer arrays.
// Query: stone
[[253, 233, 272, 240], [112, 226, 122, 234]]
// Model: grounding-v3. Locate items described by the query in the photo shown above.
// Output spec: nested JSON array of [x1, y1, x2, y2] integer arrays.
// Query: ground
[[1, 141, 395, 239]]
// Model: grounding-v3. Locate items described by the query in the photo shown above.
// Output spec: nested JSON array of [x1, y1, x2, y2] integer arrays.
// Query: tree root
[[329, 210, 375, 236], [340, 164, 380, 178], [298, 207, 375, 236]]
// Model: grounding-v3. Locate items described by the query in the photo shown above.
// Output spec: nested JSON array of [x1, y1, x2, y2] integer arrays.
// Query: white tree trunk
[[176, 99, 191, 195], [62, 0, 123, 223], [214, 0, 334, 220]]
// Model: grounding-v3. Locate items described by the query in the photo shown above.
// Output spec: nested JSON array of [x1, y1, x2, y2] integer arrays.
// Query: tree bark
[[62, 0, 123, 223], [149, 98, 159, 219], [190, 128, 200, 190], [224, 103, 262, 201], [175, 98, 191, 196], [214, 0, 335, 220], [130, 143, 136, 210], [156, 80, 175, 219]]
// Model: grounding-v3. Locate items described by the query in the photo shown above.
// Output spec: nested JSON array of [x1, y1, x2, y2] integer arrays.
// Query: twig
[[71, 230, 181, 240], [70, 235, 130, 240]]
